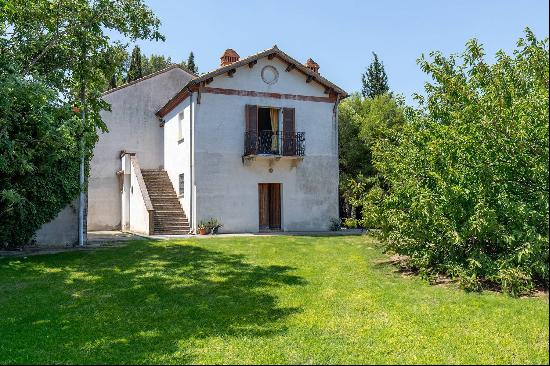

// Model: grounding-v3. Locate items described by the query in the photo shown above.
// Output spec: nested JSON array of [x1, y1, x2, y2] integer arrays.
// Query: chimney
[[305, 58, 320, 73], [220, 49, 240, 66]]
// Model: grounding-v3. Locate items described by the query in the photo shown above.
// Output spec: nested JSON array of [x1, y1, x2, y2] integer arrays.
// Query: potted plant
[[198, 220, 208, 235], [207, 218, 223, 234]]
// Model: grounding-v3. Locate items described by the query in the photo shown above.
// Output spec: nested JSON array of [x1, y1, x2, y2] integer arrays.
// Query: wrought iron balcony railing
[[244, 130, 305, 157]]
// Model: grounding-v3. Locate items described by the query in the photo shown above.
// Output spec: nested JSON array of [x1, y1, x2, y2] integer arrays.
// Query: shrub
[[0, 60, 85, 248], [204, 218, 223, 234], [366, 29, 549, 295], [328, 218, 342, 231]]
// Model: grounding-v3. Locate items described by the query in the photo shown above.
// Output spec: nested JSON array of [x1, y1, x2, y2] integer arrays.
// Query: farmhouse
[[35, 46, 347, 243]]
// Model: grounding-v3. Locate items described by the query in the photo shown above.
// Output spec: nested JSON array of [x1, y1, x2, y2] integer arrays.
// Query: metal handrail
[[244, 130, 305, 156]]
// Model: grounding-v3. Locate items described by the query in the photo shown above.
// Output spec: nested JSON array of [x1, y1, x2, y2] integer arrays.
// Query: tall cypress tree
[[109, 73, 117, 89], [185, 51, 198, 74], [361, 52, 389, 98], [127, 45, 143, 82]]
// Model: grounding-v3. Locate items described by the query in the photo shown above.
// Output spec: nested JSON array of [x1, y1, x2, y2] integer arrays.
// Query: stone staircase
[[141, 169, 190, 235]]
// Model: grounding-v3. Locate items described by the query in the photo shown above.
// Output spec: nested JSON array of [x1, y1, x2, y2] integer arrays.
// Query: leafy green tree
[[0, 56, 82, 246], [127, 45, 143, 82], [184, 51, 198, 74], [142, 53, 172, 76], [0, 0, 164, 247], [368, 29, 549, 295], [108, 47, 130, 90], [361, 52, 389, 98], [338, 93, 406, 224]]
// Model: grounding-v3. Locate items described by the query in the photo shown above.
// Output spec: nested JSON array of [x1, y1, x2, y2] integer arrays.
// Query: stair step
[[155, 223, 188, 227], [154, 216, 187, 220], [154, 220, 189, 227], [153, 226, 188, 229], [154, 213, 187, 218]]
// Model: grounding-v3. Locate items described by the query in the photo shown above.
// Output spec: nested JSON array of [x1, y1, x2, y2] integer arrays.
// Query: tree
[[0, 0, 164, 247], [184, 51, 198, 74], [127, 45, 143, 82], [361, 52, 389, 98], [0, 56, 82, 246], [109, 73, 118, 89], [338, 93, 406, 224], [142, 53, 172, 76], [368, 29, 549, 295]]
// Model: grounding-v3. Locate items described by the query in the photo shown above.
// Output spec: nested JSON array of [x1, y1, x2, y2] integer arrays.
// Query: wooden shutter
[[282, 108, 295, 155], [269, 184, 281, 229], [246, 104, 258, 132], [258, 183, 269, 230], [246, 105, 258, 155]]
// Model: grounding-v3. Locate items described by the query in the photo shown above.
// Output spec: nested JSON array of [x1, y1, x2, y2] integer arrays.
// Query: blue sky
[[132, 0, 549, 103]]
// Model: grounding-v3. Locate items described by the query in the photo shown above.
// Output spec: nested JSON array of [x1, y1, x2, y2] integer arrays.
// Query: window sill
[[177, 194, 184, 198], [177, 138, 185, 144]]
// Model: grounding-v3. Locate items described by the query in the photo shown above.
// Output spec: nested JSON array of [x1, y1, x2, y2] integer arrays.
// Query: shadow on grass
[[0, 241, 306, 363]]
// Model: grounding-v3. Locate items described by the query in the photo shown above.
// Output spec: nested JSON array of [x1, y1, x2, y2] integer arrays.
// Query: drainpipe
[[79, 89, 86, 247], [334, 94, 340, 156], [188, 89, 195, 233], [334, 94, 341, 220]]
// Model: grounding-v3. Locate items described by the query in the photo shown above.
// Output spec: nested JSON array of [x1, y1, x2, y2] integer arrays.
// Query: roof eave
[[156, 46, 348, 117], [103, 64, 198, 97]]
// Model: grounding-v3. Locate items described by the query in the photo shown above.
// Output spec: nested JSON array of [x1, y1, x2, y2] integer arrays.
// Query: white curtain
[[270, 108, 279, 151]]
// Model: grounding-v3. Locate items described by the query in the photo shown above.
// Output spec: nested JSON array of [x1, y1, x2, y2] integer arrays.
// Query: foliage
[[367, 29, 549, 295], [108, 49, 194, 90], [361, 52, 389, 98], [328, 217, 341, 231], [142, 53, 172, 76], [0, 236, 548, 364], [183, 51, 198, 74], [127, 45, 143, 82], [338, 93, 406, 222], [0, 0, 164, 247], [0, 58, 82, 247], [202, 217, 223, 234]]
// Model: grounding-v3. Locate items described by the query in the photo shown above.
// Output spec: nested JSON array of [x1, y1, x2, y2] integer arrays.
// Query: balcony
[[244, 130, 305, 157]]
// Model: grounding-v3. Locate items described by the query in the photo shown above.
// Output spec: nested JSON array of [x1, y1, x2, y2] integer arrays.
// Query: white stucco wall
[[192, 57, 339, 232], [163, 97, 193, 221], [34, 198, 79, 246], [87, 68, 194, 231], [209, 57, 327, 97]]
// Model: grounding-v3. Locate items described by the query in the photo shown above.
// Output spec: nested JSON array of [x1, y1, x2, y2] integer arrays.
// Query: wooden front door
[[258, 183, 281, 231]]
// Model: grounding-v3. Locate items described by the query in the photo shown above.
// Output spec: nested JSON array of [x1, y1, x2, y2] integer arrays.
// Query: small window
[[178, 173, 184, 196], [178, 112, 184, 141]]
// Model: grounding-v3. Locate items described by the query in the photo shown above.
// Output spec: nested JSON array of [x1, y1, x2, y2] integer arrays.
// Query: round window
[[261, 65, 279, 85]]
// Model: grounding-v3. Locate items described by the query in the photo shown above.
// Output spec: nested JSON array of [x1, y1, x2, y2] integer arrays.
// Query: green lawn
[[0, 236, 548, 364]]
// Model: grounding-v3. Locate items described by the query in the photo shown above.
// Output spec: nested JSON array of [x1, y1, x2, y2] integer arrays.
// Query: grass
[[0, 235, 548, 364]]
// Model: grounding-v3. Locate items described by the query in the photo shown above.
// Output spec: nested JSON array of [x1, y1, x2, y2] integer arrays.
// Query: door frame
[[258, 183, 283, 232]]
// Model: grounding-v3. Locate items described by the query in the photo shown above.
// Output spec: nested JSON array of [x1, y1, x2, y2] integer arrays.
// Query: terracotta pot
[[198, 228, 207, 235]]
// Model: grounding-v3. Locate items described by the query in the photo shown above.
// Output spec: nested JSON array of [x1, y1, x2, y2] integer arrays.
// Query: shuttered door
[[246, 105, 258, 154], [258, 183, 282, 231], [258, 183, 269, 230], [269, 183, 281, 230], [282, 107, 295, 155]]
